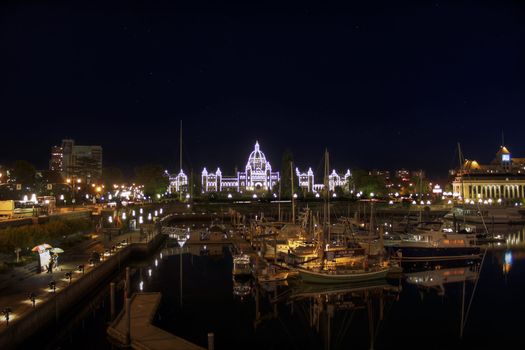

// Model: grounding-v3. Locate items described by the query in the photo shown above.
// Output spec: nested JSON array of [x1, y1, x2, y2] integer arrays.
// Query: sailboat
[[297, 150, 391, 284]]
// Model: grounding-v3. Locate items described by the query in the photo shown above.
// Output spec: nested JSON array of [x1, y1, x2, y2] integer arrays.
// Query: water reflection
[[405, 265, 479, 296], [152, 225, 525, 349]]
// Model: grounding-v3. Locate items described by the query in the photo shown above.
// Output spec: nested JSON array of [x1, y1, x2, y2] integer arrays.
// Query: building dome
[[246, 141, 267, 171]]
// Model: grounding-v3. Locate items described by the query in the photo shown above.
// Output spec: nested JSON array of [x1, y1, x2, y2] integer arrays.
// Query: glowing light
[[139, 216, 143, 224], [505, 251, 513, 265], [228, 193, 232, 199], [108, 216, 113, 223], [122, 212, 126, 220], [139, 281, 143, 291]]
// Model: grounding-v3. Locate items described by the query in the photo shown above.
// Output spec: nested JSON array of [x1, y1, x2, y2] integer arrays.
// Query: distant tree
[[11, 160, 36, 185], [405, 175, 431, 195], [134, 164, 169, 199], [352, 168, 387, 197], [190, 170, 202, 197], [278, 149, 295, 198], [40, 170, 63, 184], [102, 167, 124, 188], [334, 186, 345, 198]]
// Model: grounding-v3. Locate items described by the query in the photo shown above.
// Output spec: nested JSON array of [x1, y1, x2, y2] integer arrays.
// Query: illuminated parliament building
[[201, 141, 280, 193], [169, 141, 353, 195]]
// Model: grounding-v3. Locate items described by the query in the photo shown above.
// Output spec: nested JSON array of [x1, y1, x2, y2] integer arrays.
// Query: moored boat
[[389, 231, 482, 262], [297, 265, 390, 284]]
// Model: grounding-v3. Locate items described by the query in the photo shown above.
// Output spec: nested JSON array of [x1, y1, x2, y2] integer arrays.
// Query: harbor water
[[47, 225, 525, 350]]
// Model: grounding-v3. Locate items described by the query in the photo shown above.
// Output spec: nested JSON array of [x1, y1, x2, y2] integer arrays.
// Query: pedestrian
[[48, 259, 54, 273], [53, 254, 59, 270]]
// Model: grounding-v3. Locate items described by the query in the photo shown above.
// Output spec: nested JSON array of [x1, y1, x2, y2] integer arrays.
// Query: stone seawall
[[0, 233, 166, 350]]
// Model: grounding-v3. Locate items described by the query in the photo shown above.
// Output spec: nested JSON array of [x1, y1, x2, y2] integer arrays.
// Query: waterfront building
[[296, 167, 351, 192], [452, 145, 525, 202], [201, 141, 280, 193], [49, 139, 103, 182]]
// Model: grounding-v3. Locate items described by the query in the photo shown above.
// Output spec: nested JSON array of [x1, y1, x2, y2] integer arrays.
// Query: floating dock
[[108, 292, 205, 350]]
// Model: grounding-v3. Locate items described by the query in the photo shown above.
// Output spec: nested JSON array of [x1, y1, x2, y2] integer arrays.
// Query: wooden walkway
[[108, 293, 205, 350]]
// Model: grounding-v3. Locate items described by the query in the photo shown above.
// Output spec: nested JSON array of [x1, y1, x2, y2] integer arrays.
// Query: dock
[[108, 293, 205, 350]]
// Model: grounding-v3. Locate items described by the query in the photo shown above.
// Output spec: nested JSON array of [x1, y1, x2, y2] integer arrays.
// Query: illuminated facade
[[296, 168, 351, 192], [201, 141, 280, 193], [168, 170, 188, 194], [49, 139, 103, 181], [452, 146, 525, 202]]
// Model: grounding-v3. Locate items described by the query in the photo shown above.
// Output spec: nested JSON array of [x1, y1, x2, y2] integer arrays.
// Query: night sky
[[1, 0, 525, 179]]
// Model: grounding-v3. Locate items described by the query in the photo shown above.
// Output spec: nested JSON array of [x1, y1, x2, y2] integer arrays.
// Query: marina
[[25, 211, 525, 350]]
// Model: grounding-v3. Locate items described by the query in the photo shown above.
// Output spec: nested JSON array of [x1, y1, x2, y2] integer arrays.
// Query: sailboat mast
[[291, 161, 295, 224], [458, 142, 464, 201], [278, 180, 282, 222], [180, 120, 183, 173], [419, 170, 423, 223], [324, 149, 330, 243]]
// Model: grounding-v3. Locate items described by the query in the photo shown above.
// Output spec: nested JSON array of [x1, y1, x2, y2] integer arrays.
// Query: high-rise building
[[49, 139, 103, 182], [49, 146, 63, 172]]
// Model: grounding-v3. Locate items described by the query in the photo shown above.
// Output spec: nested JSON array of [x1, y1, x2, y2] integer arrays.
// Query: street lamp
[[77, 264, 85, 274], [28, 292, 36, 308], [2, 307, 12, 326], [48, 281, 56, 293], [65, 272, 72, 284]]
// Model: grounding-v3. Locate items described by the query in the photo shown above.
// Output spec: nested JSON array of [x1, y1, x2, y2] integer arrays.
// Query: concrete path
[[0, 229, 154, 329], [108, 293, 205, 350]]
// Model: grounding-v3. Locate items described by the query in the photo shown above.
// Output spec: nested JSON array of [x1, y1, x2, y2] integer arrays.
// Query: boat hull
[[390, 246, 482, 262], [297, 267, 390, 284]]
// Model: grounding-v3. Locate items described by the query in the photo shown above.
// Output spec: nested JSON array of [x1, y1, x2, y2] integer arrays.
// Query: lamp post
[[66, 178, 82, 211], [65, 272, 72, 284], [49, 281, 56, 293], [28, 292, 36, 308], [2, 307, 11, 326]]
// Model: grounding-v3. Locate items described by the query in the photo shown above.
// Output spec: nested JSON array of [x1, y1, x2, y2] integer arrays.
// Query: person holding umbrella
[[31, 244, 53, 274], [50, 248, 64, 270]]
